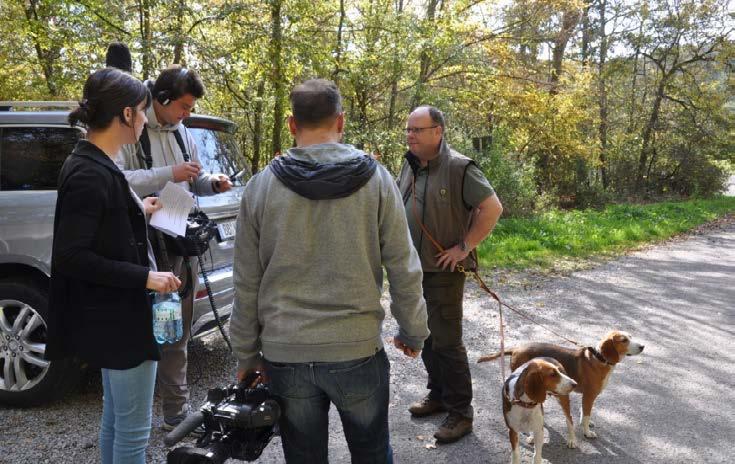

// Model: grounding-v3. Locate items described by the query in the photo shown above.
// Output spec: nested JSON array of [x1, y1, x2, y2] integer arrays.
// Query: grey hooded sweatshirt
[[230, 143, 429, 371]]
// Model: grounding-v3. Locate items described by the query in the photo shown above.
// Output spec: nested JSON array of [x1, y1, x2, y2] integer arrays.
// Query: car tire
[[0, 278, 83, 407]]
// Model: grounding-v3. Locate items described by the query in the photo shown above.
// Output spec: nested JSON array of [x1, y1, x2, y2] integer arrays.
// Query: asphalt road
[[1, 217, 733, 463]]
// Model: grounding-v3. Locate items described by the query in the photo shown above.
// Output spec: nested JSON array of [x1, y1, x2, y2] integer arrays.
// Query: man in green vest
[[398, 105, 503, 443]]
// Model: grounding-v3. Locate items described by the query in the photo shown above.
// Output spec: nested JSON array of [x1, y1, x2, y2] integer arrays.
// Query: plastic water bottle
[[153, 292, 183, 344]]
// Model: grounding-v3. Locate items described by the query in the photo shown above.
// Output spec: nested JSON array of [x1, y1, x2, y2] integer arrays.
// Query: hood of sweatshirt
[[270, 143, 378, 200]]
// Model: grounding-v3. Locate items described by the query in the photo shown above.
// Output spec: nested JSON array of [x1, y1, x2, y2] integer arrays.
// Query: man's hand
[[436, 245, 469, 272], [172, 161, 202, 182], [393, 337, 420, 358], [142, 196, 162, 215], [212, 174, 233, 193], [236, 362, 268, 386]]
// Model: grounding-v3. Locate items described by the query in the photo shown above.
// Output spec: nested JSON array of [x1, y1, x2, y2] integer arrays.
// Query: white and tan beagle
[[482, 330, 645, 448], [502, 357, 576, 464]]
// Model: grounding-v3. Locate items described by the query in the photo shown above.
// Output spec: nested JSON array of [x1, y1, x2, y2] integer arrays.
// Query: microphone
[[105, 42, 133, 73], [163, 411, 205, 447], [229, 168, 249, 182]]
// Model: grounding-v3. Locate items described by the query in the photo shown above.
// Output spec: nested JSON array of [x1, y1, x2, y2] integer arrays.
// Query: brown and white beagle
[[502, 357, 577, 464], [481, 330, 645, 448]]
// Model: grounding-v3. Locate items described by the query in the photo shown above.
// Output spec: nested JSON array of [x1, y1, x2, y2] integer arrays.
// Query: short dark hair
[[105, 42, 132, 73], [289, 79, 343, 128], [68, 67, 151, 130], [152, 65, 205, 103], [415, 105, 446, 130]]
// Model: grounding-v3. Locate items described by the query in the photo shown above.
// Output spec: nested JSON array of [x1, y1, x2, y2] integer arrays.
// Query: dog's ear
[[601, 336, 621, 364], [525, 366, 547, 404]]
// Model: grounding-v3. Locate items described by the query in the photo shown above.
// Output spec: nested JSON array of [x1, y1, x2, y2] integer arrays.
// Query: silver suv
[[0, 102, 247, 406]]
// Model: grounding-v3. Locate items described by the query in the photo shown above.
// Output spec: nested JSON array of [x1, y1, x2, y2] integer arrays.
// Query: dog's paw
[[566, 437, 578, 448], [526, 435, 535, 445], [584, 429, 598, 439]]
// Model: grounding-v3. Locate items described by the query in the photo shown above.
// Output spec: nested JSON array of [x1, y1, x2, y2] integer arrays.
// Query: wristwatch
[[459, 240, 468, 252]]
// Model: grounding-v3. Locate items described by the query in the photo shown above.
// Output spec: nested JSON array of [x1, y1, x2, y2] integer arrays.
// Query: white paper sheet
[[149, 182, 195, 237]]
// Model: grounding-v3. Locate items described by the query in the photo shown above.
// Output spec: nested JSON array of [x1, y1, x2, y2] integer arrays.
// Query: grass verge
[[477, 196, 735, 270]]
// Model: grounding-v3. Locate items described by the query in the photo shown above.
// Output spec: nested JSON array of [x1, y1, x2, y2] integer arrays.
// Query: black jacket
[[46, 140, 160, 369]]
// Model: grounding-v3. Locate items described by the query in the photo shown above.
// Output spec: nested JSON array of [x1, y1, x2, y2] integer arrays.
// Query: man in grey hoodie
[[230, 79, 429, 463]]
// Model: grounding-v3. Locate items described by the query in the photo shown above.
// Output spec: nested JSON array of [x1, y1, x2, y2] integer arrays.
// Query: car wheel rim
[[0, 299, 50, 392]]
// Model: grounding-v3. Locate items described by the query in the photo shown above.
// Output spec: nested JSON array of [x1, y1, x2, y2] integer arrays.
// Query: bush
[[666, 145, 729, 197], [473, 134, 538, 217]]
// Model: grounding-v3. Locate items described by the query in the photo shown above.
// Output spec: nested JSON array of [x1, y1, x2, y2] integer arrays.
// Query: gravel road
[[1, 217, 733, 464]]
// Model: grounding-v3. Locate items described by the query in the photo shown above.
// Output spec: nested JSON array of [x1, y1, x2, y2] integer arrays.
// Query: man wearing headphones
[[117, 64, 233, 432]]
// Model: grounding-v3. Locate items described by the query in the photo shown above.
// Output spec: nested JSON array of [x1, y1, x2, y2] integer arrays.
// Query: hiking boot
[[434, 413, 473, 443], [409, 396, 446, 417]]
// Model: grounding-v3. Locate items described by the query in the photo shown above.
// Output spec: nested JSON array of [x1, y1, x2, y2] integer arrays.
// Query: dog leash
[[410, 179, 584, 380]]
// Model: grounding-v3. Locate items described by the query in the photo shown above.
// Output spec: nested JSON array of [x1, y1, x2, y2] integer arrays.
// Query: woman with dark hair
[[47, 67, 181, 464]]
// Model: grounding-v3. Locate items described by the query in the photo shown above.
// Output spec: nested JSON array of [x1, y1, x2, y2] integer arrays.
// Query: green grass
[[478, 196, 735, 270]]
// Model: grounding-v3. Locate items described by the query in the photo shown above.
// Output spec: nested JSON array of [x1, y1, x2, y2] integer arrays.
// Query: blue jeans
[[265, 349, 393, 464], [100, 360, 157, 464]]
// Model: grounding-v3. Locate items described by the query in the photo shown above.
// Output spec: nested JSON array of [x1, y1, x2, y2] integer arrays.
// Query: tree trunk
[[23, 0, 59, 96], [172, 0, 186, 64], [549, 9, 581, 94], [580, 0, 594, 65], [537, 8, 581, 192], [387, 0, 404, 129], [332, 0, 346, 82], [411, 0, 439, 109], [138, 0, 153, 79], [636, 78, 666, 193], [597, 0, 609, 189], [251, 78, 266, 174], [628, 16, 644, 131], [270, 0, 284, 157]]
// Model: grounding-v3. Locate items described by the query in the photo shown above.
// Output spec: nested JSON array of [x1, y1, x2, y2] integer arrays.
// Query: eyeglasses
[[404, 126, 438, 134]]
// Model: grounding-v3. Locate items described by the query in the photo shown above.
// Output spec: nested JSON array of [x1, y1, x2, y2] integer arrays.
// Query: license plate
[[216, 219, 236, 241]]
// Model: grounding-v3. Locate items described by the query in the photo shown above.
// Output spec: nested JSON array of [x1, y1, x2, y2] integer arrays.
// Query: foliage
[[474, 130, 538, 217], [0, 0, 732, 205]]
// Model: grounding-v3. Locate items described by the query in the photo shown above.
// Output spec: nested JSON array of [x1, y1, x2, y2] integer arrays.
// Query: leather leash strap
[[410, 178, 584, 380]]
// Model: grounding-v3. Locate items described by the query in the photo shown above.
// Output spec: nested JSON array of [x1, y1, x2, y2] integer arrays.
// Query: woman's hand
[[146, 271, 181, 293], [142, 196, 163, 215]]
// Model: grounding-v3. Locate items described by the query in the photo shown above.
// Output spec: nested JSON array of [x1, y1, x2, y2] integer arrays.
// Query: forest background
[[1, 0, 733, 216]]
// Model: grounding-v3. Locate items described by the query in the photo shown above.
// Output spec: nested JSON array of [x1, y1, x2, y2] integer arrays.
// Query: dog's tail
[[477, 349, 515, 363]]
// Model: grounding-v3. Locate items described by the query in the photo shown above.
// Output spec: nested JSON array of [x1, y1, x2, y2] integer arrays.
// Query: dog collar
[[587, 347, 614, 366], [504, 367, 539, 409]]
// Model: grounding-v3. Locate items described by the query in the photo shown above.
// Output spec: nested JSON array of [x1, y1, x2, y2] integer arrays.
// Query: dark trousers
[[265, 350, 393, 464], [421, 272, 473, 419]]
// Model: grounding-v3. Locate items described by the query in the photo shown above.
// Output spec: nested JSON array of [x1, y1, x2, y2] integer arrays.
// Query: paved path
[[375, 218, 735, 464], [1, 219, 733, 463]]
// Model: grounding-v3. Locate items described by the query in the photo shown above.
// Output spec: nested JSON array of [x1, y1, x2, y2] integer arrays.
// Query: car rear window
[[0, 127, 81, 191], [188, 127, 250, 186]]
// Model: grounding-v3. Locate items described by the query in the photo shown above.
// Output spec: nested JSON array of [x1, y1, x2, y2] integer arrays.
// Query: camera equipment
[[165, 372, 280, 464], [165, 210, 218, 257]]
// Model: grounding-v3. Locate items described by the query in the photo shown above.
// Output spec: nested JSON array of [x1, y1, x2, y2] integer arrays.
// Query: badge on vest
[[440, 188, 447, 198]]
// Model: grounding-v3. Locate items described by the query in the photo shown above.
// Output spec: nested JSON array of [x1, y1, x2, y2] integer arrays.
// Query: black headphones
[[155, 67, 189, 106]]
